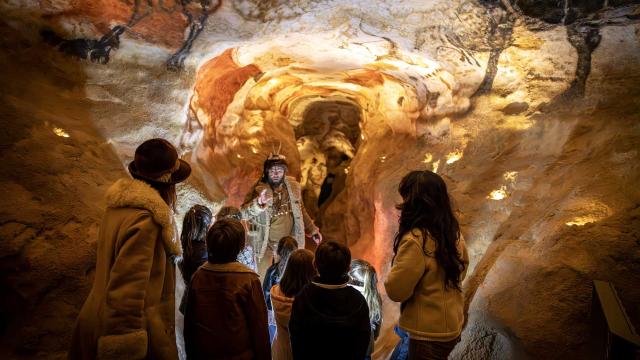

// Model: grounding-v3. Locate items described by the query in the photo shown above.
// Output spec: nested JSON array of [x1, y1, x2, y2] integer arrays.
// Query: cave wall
[[0, 26, 125, 357], [1, 0, 640, 359]]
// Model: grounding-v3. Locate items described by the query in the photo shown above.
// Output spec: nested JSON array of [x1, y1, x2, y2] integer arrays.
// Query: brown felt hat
[[128, 138, 191, 184]]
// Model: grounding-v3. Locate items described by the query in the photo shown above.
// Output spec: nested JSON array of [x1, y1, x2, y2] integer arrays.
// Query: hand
[[311, 232, 322, 245], [257, 188, 272, 207]]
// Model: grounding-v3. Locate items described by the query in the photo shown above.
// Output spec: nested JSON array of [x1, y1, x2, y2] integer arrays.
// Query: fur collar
[[201, 261, 257, 275], [105, 178, 181, 259], [311, 281, 349, 289]]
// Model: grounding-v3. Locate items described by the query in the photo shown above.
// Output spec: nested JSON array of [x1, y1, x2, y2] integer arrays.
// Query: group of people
[[68, 138, 469, 360]]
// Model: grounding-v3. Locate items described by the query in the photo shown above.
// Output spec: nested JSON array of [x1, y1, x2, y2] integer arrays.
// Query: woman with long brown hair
[[384, 170, 469, 360]]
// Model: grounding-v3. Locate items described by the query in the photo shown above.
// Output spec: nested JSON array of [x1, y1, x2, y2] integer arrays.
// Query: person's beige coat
[[384, 229, 469, 342], [69, 178, 182, 360], [270, 284, 295, 360]]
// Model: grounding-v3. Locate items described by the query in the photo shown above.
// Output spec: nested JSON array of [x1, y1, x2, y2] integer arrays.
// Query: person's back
[[69, 138, 191, 360], [384, 170, 469, 360], [187, 263, 266, 359], [263, 236, 298, 343], [270, 249, 316, 360], [184, 218, 270, 360], [289, 241, 370, 360], [348, 259, 383, 360], [179, 205, 212, 314], [217, 205, 258, 271]]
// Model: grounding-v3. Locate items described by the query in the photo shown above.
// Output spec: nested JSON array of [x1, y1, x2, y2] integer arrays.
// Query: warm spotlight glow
[[488, 186, 508, 200], [53, 128, 70, 138], [305, 81, 362, 93], [563, 201, 611, 227], [422, 153, 433, 163], [251, 146, 259, 154], [503, 171, 518, 181], [380, 155, 386, 163], [361, 134, 365, 140], [236, 154, 244, 159], [446, 150, 463, 164], [499, 116, 535, 130], [565, 216, 599, 226], [432, 160, 440, 173]]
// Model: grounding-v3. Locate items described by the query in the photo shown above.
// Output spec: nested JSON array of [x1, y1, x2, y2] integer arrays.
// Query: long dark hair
[[348, 259, 382, 324], [181, 205, 212, 261], [393, 170, 464, 291], [276, 236, 298, 277], [279, 249, 316, 298]]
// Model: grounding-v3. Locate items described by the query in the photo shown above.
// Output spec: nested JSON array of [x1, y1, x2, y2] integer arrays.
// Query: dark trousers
[[408, 337, 460, 360]]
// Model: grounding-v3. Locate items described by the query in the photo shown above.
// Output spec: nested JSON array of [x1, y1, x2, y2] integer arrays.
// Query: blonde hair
[[348, 259, 382, 323]]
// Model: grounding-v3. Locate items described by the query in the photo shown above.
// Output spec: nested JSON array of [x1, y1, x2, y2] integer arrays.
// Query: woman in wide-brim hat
[[69, 138, 190, 360]]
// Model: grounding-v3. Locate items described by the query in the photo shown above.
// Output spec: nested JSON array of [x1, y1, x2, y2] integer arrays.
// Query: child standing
[[289, 241, 371, 360], [263, 236, 298, 342], [178, 205, 212, 314], [183, 218, 271, 360], [270, 249, 316, 360], [216, 205, 257, 271], [348, 259, 383, 360]]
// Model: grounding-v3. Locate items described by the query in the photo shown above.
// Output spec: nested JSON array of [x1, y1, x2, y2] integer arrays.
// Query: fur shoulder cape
[[105, 178, 181, 258]]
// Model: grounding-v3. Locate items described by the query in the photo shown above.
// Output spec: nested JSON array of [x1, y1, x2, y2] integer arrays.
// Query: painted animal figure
[[43, 0, 222, 70]]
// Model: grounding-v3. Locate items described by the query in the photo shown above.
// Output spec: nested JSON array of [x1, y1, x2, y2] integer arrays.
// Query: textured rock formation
[[1, 0, 639, 359], [0, 26, 125, 357]]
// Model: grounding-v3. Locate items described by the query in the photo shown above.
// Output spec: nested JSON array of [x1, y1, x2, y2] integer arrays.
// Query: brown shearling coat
[[183, 262, 271, 360], [69, 178, 182, 360]]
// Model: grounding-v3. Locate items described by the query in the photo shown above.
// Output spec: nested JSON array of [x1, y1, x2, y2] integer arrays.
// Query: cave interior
[[1, 0, 640, 359]]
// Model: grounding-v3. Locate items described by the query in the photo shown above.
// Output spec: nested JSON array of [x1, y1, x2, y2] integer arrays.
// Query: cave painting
[[492, 0, 640, 99], [42, 0, 222, 70], [411, 0, 640, 100]]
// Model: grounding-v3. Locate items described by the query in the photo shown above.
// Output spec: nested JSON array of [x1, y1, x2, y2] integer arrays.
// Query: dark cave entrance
[[293, 99, 362, 227]]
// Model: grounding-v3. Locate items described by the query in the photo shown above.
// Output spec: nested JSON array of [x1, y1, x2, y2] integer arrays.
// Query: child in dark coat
[[289, 241, 371, 360], [184, 218, 271, 360]]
